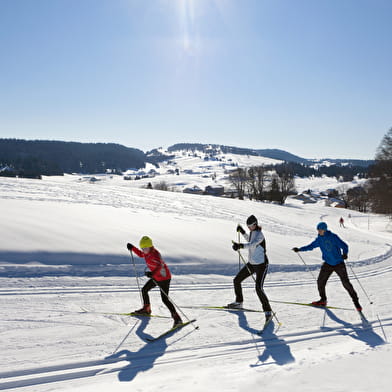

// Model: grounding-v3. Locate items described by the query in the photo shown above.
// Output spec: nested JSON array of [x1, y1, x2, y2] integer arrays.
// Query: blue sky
[[0, 0, 391, 159]]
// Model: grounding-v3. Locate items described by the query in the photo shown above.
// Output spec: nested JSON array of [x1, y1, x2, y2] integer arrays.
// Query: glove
[[145, 270, 153, 278], [342, 253, 348, 260], [127, 243, 134, 251], [292, 247, 300, 252], [236, 225, 245, 234], [232, 242, 244, 251]]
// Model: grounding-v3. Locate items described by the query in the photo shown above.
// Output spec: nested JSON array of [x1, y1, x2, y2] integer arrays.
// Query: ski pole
[[347, 261, 387, 341], [151, 278, 199, 330], [295, 252, 317, 281], [347, 262, 373, 304], [130, 251, 143, 306], [111, 319, 140, 355], [237, 247, 256, 283], [235, 243, 281, 325], [237, 227, 241, 272]]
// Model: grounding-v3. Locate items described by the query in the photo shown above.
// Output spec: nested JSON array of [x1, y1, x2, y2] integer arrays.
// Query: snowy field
[[0, 173, 391, 391]]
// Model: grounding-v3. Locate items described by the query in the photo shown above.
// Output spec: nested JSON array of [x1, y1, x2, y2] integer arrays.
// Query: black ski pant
[[233, 262, 272, 312], [317, 262, 359, 304], [142, 278, 177, 315]]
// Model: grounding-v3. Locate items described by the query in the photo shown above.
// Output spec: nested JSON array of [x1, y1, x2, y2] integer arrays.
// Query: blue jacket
[[299, 230, 348, 266]]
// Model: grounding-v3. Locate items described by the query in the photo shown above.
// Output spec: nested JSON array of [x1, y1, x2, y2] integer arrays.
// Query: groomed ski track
[[1, 314, 390, 391], [1, 176, 392, 391]]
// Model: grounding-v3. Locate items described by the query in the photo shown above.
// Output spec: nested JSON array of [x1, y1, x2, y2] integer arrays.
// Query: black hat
[[246, 215, 258, 226]]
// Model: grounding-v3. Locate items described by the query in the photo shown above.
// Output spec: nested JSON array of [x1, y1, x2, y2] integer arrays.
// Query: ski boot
[[172, 312, 183, 328], [265, 311, 273, 323], [227, 301, 243, 309], [133, 304, 151, 315], [311, 300, 327, 307]]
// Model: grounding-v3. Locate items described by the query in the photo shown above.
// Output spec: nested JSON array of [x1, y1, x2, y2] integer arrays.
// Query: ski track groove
[[2, 252, 392, 298], [1, 317, 390, 390]]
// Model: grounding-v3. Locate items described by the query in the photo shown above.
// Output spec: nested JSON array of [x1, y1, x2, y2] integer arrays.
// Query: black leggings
[[317, 262, 359, 302], [233, 262, 271, 312], [142, 278, 176, 315]]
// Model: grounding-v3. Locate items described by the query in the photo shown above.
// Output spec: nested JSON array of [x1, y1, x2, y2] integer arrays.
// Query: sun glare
[[178, 0, 197, 54]]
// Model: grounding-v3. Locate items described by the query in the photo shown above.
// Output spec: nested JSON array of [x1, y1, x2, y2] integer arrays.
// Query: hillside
[[165, 143, 373, 167], [0, 139, 373, 181], [0, 174, 391, 391], [0, 139, 145, 177]]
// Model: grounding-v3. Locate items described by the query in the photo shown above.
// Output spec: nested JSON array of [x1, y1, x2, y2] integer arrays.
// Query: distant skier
[[339, 217, 345, 228], [229, 215, 273, 323], [292, 222, 362, 311], [127, 236, 182, 327]]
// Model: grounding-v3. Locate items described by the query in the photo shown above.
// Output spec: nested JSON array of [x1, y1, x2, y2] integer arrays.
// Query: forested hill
[[0, 139, 145, 178], [166, 143, 373, 166], [1, 139, 374, 179], [167, 143, 307, 163]]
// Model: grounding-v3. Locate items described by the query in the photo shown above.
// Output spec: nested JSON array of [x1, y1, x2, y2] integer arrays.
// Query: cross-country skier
[[127, 236, 183, 327], [292, 222, 362, 311], [229, 215, 273, 322]]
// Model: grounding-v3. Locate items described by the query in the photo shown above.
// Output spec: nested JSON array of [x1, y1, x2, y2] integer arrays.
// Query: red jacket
[[131, 246, 171, 281]]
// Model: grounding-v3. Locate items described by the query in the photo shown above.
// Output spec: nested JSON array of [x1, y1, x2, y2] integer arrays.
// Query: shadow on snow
[[321, 308, 386, 348], [0, 250, 320, 278], [104, 317, 169, 382], [230, 310, 296, 367]]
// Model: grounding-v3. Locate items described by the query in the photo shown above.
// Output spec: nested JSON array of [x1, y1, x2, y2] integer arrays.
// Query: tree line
[[228, 127, 392, 217], [1, 134, 390, 217], [335, 128, 392, 216], [0, 139, 145, 178], [228, 161, 369, 205], [366, 128, 392, 215], [229, 165, 296, 204]]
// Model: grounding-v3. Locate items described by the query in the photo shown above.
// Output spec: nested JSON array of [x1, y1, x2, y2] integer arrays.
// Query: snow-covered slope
[[0, 175, 391, 392], [125, 148, 283, 192]]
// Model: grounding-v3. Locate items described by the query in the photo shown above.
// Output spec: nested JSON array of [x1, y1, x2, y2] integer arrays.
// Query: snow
[[0, 171, 391, 392], [125, 149, 283, 192]]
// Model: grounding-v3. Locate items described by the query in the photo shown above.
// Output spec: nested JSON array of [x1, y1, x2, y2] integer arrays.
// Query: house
[[293, 193, 317, 204], [183, 185, 204, 195], [204, 185, 225, 196], [325, 198, 346, 208]]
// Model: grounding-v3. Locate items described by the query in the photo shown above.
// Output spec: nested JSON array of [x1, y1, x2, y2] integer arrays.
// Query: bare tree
[[246, 166, 268, 200], [346, 186, 369, 212], [275, 165, 296, 204], [154, 181, 170, 191], [229, 168, 247, 200], [368, 127, 392, 215]]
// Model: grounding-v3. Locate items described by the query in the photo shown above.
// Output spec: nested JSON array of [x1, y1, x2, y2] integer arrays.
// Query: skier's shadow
[[322, 308, 385, 347], [230, 310, 295, 367], [104, 317, 169, 382]]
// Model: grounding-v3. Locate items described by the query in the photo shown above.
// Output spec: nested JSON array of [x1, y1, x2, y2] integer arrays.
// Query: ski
[[270, 300, 355, 311], [80, 307, 170, 318], [146, 319, 197, 342], [181, 305, 265, 313]]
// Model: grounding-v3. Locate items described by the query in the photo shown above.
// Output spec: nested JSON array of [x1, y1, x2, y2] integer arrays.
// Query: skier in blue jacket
[[293, 222, 362, 311]]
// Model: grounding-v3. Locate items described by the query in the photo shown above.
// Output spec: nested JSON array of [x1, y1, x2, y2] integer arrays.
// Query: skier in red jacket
[[127, 236, 182, 327]]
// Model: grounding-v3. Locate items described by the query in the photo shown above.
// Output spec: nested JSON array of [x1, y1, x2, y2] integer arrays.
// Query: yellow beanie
[[139, 236, 153, 249]]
